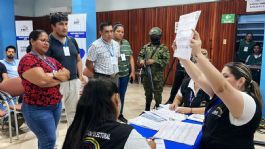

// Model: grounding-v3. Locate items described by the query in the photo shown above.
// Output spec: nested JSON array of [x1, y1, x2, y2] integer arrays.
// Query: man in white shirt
[[86, 22, 120, 84]]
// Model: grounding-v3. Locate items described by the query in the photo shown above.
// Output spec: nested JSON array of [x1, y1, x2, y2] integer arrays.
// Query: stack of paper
[[129, 115, 166, 131], [154, 121, 202, 146], [187, 114, 205, 123], [174, 11, 201, 59], [151, 108, 187, 121]]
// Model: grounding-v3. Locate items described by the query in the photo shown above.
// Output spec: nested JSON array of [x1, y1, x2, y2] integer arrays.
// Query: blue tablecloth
[[131, 119, 203, 149]]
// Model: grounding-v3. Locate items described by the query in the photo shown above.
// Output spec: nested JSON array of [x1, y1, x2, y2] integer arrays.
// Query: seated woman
[[178, 30, 262, 149], [63, 79, 155, 149], [169, 77, 210, 114]]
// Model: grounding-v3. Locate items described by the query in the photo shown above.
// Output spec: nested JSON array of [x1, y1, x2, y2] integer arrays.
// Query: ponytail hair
[[246, 80, 262, 109], [225, 62, 262, 109]]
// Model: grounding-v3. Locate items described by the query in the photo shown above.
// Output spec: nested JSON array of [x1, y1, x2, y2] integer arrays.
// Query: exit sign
[[221, 14, 235, 24]]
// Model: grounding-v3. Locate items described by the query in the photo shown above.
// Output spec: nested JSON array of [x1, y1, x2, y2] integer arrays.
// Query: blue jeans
[[118, 75, 129, 114], [22, 101, 62, 149]]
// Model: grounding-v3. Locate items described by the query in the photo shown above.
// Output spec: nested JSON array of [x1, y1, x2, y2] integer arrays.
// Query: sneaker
[[118, 114, 128, 123]]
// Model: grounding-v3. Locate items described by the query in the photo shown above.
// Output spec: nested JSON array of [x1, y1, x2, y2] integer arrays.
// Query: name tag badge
[[243, 47, 248, 52], [111, 57, 117, 65], [63, 47, 70, 56], [11, 66, 17, 71], [121, 54, 126, 61]]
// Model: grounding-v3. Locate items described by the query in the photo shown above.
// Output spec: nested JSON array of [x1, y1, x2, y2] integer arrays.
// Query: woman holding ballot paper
[[169, 49, 210, 114], [176, 30, 262, 149]]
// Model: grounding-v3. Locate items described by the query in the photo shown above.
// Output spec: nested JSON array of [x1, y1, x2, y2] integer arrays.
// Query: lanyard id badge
[[243, 47, 248, 52], [121, 54, 126, 61], [63, 47, 70, 56], [111, 56, 117, 65], [63, 37, 70, 56]]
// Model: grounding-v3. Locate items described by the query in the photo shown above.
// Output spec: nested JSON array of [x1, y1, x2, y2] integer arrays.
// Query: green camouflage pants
[[142, 75, 163, 110]]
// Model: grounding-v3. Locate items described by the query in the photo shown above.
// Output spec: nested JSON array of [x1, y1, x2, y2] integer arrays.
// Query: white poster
[[68, 14, 87, 68], [174, 11, 201, 60], [15, 20, 33, 59], [246, 0, 265, 12]]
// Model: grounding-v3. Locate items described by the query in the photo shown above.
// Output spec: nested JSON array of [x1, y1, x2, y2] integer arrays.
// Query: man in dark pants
[[165, 60, 186, 104]]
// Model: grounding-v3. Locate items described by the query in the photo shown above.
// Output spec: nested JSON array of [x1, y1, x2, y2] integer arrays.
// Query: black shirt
[[47, 34, 80, 80], [201, 95, 262, 149], [0, 62, 7, 82], [81, 120, 133, 149], [180, 78, 210, 107]]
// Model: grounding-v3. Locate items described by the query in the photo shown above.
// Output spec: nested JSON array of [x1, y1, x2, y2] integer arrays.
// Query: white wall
[[14, 0, 35, 16], [96, 0, 219, 12], [34, 0, 71, 16], [14, 0, 220, 16]]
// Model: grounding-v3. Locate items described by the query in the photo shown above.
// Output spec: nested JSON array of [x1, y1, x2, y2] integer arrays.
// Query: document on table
[[187, 114, 205, 123], [129, 115, 166, 131], [155, 139, 166, 149], [151, 108, 187, 121], [174, 10, 201, 59], [154, 121, 202, 145]]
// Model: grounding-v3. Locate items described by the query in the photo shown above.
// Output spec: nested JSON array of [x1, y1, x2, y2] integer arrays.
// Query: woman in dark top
[[18, 29, 70, 149], [170, 77, 210, 114], [63, 79, 155, 149], [177, 30, 262, 149]]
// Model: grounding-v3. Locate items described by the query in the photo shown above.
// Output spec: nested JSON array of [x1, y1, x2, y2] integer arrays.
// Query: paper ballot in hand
[[174, 11, 201, 60]]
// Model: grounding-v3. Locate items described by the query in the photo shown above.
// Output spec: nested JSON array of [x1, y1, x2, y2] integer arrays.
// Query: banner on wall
[[246, 0, 265, 12], [15, 20, 33, 59], [68, 13, 87, 68]]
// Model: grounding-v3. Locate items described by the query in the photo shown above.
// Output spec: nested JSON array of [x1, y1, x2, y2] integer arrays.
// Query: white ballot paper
[[187, 114, 205, 123], [154, 121, 202, 146], [151, 107, 187, 121], [174, 11, 201, 59], [129, 114, 166, 131], [155, 139, 166, 149]]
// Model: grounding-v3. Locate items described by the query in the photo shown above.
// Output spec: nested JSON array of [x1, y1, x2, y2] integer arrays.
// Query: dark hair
[[28, 29, 47, 52], [50, 12, 68, 25], [253, 43, 262, 53], [113, 22, 124, 32], [99, 21, 112, 31], [246, 32, 253, 36], [5, 45, 16, 52], [62, 79, 119, 149], [26, 45, 31, 53], [225, 62, 262, 109]]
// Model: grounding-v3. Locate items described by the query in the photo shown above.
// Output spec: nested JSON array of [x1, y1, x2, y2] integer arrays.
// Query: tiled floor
[[0, 84, 264, 149]]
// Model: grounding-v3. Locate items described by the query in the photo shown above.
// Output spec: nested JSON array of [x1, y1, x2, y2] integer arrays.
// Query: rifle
[[143, 46, 159, 91]]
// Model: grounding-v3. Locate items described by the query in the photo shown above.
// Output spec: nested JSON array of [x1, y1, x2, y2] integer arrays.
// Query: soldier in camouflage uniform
[[138, 27, 170, 111]]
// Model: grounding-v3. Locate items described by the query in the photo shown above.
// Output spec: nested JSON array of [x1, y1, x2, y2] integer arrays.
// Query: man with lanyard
[[138, 27, 170, 111], [47, 12, 84, 126], [0, 45, 19, 78], [86, 22, 120, 84]]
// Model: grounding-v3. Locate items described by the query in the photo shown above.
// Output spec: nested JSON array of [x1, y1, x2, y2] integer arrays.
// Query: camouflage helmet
[[149, 27, 162, 36]]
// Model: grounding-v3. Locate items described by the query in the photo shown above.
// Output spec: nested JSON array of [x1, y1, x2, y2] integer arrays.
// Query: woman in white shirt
[[176, 30, 262, 149]]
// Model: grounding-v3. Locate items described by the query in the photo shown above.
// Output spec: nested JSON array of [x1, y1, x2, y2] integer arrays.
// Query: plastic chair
[[0, 90, 19, 143]]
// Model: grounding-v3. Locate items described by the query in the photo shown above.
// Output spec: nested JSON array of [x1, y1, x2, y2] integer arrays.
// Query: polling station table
[[131, 119, 203, 149]]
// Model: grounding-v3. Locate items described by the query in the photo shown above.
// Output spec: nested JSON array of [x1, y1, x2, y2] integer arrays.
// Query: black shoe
[[118, 114, 128, 123]]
